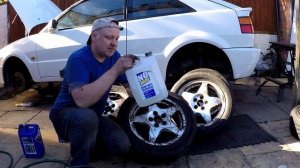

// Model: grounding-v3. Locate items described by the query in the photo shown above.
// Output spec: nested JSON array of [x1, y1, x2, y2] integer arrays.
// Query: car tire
[[4, 66, 32, 94], [171, 68, 232, 135], [185, 68, 229, 86], [117, 92, 196, 163], [289, 105, 300, 140]]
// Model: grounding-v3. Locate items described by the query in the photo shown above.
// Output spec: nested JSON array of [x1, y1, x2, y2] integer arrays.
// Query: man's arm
[[71, 56, 135, 108]]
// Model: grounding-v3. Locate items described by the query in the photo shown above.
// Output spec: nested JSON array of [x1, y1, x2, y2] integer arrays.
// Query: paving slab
[[259, 120, 292, 140], [240, 142, 283, 155], [0, 98, 22, 112], [280, 136, 300, 153], [91, 156, 125, 168], [232, 86, 289, 122], [0, 143, 23, 168], [188, 149, 250, 168], [14, 145, 70, 168], [124, 156, 188, 168], [244, 150, 300, 168], [233, 80, 294, 111], [0, 111, 6, 117], [259, 87, 294, 113], [0, 128, 14, 142], [40, 129, 66, 147], [0, 111, 39, 128], [28, 110, 54, 130], [1, 128, 19, 144]]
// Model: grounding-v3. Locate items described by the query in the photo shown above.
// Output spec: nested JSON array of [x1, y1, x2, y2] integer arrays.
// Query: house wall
[[0, 4, 7, 49], [254, 34, 278, 54]]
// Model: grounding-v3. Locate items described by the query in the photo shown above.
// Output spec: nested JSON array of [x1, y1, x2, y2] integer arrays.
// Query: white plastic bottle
[[125, 52, 168, 107]]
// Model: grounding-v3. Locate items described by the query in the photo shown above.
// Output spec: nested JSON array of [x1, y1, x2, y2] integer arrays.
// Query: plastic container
[[126, 52, 168, 107], [18, 124, 45, 158]]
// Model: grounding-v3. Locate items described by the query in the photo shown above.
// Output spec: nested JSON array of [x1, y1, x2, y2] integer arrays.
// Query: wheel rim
[[103, 93, 126, 117], [178, 80, 226, 127], [128, 98, 187, 146]]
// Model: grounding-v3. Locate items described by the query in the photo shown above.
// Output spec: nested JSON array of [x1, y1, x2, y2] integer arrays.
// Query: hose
[[0, 150, 68, 168], [0, 150, 13, 168], [22, 160, 67, 168]]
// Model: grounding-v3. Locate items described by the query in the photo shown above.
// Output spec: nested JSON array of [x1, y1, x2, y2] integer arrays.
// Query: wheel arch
[[3, 56, 33, 87], [165, 42, 233, 89]]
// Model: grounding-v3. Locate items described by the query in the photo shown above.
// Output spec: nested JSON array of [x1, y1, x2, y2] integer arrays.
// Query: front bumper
[[223, 47, 261, 79]]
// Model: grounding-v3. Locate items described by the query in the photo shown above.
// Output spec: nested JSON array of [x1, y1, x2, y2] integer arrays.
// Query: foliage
[[0, 0, 7, 5]]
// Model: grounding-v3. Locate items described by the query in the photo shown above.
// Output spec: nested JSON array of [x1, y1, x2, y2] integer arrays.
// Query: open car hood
[[10, 0, 62, 32]]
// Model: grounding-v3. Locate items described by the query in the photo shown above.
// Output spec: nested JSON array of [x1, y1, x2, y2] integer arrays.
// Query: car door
[[125, 0, 195, 79], [35, 0, 127, 80]]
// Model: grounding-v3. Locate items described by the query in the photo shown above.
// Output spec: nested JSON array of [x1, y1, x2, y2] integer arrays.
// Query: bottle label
[[136, 71, 156, 99], [21, 137, 37, 154]]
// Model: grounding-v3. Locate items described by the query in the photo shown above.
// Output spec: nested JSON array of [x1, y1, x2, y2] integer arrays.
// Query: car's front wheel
[[117, 92, 196, 162], [171, 68, 232, 135], [3, 62, 32, 97]]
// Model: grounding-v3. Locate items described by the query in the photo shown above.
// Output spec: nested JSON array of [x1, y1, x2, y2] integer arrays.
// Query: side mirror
[[49, 19, 57, 33], [51, 19, 57, 29]]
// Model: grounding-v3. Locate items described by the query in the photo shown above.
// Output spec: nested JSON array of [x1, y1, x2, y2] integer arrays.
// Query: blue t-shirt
[[50, 45, 127, 118]]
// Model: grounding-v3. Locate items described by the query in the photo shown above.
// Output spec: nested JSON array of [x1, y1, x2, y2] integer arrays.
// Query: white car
[[0, 0, 260, 160]]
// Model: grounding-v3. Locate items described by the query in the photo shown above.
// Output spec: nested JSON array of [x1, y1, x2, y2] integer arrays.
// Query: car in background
[[0, 0, 260, 161]]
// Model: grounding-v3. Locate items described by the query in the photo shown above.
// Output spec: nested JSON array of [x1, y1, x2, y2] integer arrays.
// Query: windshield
[[57, 0, 124, 30]]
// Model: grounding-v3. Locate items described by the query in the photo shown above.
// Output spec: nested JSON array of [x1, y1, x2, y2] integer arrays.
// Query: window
[[57, 0, 125, 30], [127, 0, 195, 20]]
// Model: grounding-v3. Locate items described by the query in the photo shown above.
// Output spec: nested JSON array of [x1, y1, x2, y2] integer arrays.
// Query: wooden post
[[294, 0, 300, 106]]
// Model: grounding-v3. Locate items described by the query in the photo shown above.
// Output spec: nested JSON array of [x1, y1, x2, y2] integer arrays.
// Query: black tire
[[186, 68, 229, 86], [289, 105, 300, 140], [171, 69, 232, 135], [117, 92, 196, 163], [5, 65, 32, 93]]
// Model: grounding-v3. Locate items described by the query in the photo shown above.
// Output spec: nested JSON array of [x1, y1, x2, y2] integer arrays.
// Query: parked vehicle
[[0, 0, 260, 160]]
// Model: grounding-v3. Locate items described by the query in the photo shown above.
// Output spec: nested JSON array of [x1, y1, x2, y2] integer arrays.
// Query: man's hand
[[112, 55, 138, 75]]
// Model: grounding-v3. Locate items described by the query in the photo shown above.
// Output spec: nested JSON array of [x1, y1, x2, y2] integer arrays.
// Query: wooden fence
[[228, 0, 277, 34], [8, 0, 277, 43]]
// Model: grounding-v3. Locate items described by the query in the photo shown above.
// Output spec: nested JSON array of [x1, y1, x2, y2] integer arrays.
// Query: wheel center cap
[[154, 116, 162, 123], [197, 100, 204, 106]]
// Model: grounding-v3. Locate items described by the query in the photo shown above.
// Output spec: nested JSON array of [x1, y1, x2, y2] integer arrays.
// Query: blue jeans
[[50, 107, 131, 167]]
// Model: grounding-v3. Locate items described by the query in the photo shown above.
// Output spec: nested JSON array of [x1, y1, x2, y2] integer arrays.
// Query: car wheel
[[103, 85, 129, 118], [117, 92, 196, 162], [12, 71, 27, 92], [171, 69, 232, 135], [289, 105, 300, 140], [103, 94, 126, 118], [5, 66, 32, 94]]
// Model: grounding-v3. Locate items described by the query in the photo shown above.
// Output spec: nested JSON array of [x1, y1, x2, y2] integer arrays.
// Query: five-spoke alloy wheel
[[171, 68, 232, 135], [117, 92, 196, 162]]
